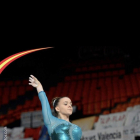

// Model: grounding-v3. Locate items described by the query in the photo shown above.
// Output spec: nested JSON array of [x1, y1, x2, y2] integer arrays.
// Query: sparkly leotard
[[38, 91, 82, 140]]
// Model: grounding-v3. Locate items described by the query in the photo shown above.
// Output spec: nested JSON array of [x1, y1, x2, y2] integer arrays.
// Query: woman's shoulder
[[70, 122, 81, 130]]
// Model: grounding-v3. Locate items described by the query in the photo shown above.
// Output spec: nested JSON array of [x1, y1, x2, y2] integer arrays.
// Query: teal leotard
[[38, 91, 82, 140]]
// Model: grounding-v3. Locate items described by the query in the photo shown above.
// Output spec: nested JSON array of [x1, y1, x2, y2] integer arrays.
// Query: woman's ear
[[55, 106, 60, 112]]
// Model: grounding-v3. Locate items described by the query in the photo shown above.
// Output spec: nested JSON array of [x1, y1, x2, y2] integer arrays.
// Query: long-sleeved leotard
[[38, 91, 82, 140]]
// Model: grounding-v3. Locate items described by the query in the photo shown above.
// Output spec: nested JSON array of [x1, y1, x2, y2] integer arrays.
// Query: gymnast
[[29, 75, 82, 140]]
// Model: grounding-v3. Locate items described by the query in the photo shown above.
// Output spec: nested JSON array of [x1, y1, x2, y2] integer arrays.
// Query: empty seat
[[61, 82, 70, 96], [98, 72, 105, 78], [95, 65, 101, 71], [102, 64, 108, 70], [109, 64, 115, 69], [22, 79, 28, 85], [48, 87, 56, 97], [18, 86, 25, 95], [77, 74, 84, 80], [124, 75, 133, 97], [116, 63, 123, 68], [10, 86, 18, 100], [26, 85, 33, 91], [112, 77, 120, 99], [84, 73, 91, 79], [64, 76, 71, 81], [55, 82, 63, 97], [0, 81, 6, 87], [94, 89, 101, 102], [7, 80, 13, 86], [101, 100, 110, 109], [83, 103, 88, 115], [133, 68, 139, 73], [67, 81, 77, 100], [88, 66, 94, 71], [82, 67, 88, 72], [14, 80, 21, 86], [74, 80, 84, 101], [119, 79, 126, 97], [105, 71, 112, 77], [88, 103, 94, 115], [94, 102, 101, 114], [91, 73, 98, 78], [24, 128, 33, 138], [102, 110, 110, 115], [112, 70, 119, 76], [119, 69, 125, 75], [75, 67, 82, 72], [82, 80, 91, 97], [71, 75, 77, 81], [130, 74, 139, 96], [105, 77, 113, 100]]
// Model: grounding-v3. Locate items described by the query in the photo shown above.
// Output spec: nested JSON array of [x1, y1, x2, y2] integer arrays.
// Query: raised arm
[[29, 75, 55, 125]]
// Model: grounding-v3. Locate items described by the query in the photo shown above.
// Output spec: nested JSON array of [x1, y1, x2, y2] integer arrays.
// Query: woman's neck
[[58, 114, 70, 122]]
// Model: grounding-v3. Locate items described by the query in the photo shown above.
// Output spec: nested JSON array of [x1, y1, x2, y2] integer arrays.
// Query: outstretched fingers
[[30, 75, 38, 81]]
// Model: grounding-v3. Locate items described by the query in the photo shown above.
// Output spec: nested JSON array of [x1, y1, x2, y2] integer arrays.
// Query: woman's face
[[55, 97, 73, 116]]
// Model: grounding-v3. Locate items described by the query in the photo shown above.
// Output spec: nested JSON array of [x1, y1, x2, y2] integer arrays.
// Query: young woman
[[29, 75, 82, 140]]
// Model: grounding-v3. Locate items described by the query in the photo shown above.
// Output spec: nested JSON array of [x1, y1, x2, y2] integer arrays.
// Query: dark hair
[[51, 97, 63, 117]]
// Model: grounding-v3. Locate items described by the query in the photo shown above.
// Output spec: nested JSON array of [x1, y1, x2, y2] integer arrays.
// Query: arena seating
[[0, 61, 140, 128]]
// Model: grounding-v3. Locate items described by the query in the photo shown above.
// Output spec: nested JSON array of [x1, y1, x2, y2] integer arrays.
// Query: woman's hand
[[29, 75, 44, 93]]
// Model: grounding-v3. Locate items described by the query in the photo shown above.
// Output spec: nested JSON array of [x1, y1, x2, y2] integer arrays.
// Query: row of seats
[[83, 96, 140, 116], [75, 63, 126, 72], [0, 79, 29, 87], [0, 85, 33, 107], [47, 73, 140, 103], [24, 127, 42, 140], [65, 69, 126, 81], [0, 66, 139, 126], [0, 96, 139, 126]]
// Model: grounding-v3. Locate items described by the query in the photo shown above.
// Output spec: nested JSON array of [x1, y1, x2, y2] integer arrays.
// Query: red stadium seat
[[101, 100, 110, 109], [14, 80, 21, 86], [74, 80, 84, 101], [119, 79, 126, 97], [102, 110, 110, 115], [82, 67, 88, 72], [94, 102, 101, 114], [133, 68, 139, 73], [75, 67, 82, 72], [112, 70, 119, 76], [0, 81, 6, 87], [77, 74, 84, 80], [24, 128, 33, 138], [119, 69, 125, 75], [130, 74, 140, 96], [18, 85, 26, 96], [84, 73, 91, 79], [109, 64, 115, 69], [22, 79, 28, 85], [64, 76, 71, 81], [102, 64, 108, 70], [98, 72, 105, 78], [91, 73, 98, 78], [67, 81, 77, 100], [55, 82, 63, 97], [61, 82, 70, 96], [10, 86, 18, 100], [124, 75, 133, 97], [71, 75, 77, 81], [88, 66, 95, 71], [105, 71, 112, 77], [116, 63, 123, 68], [7, 80, 13, 86]]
